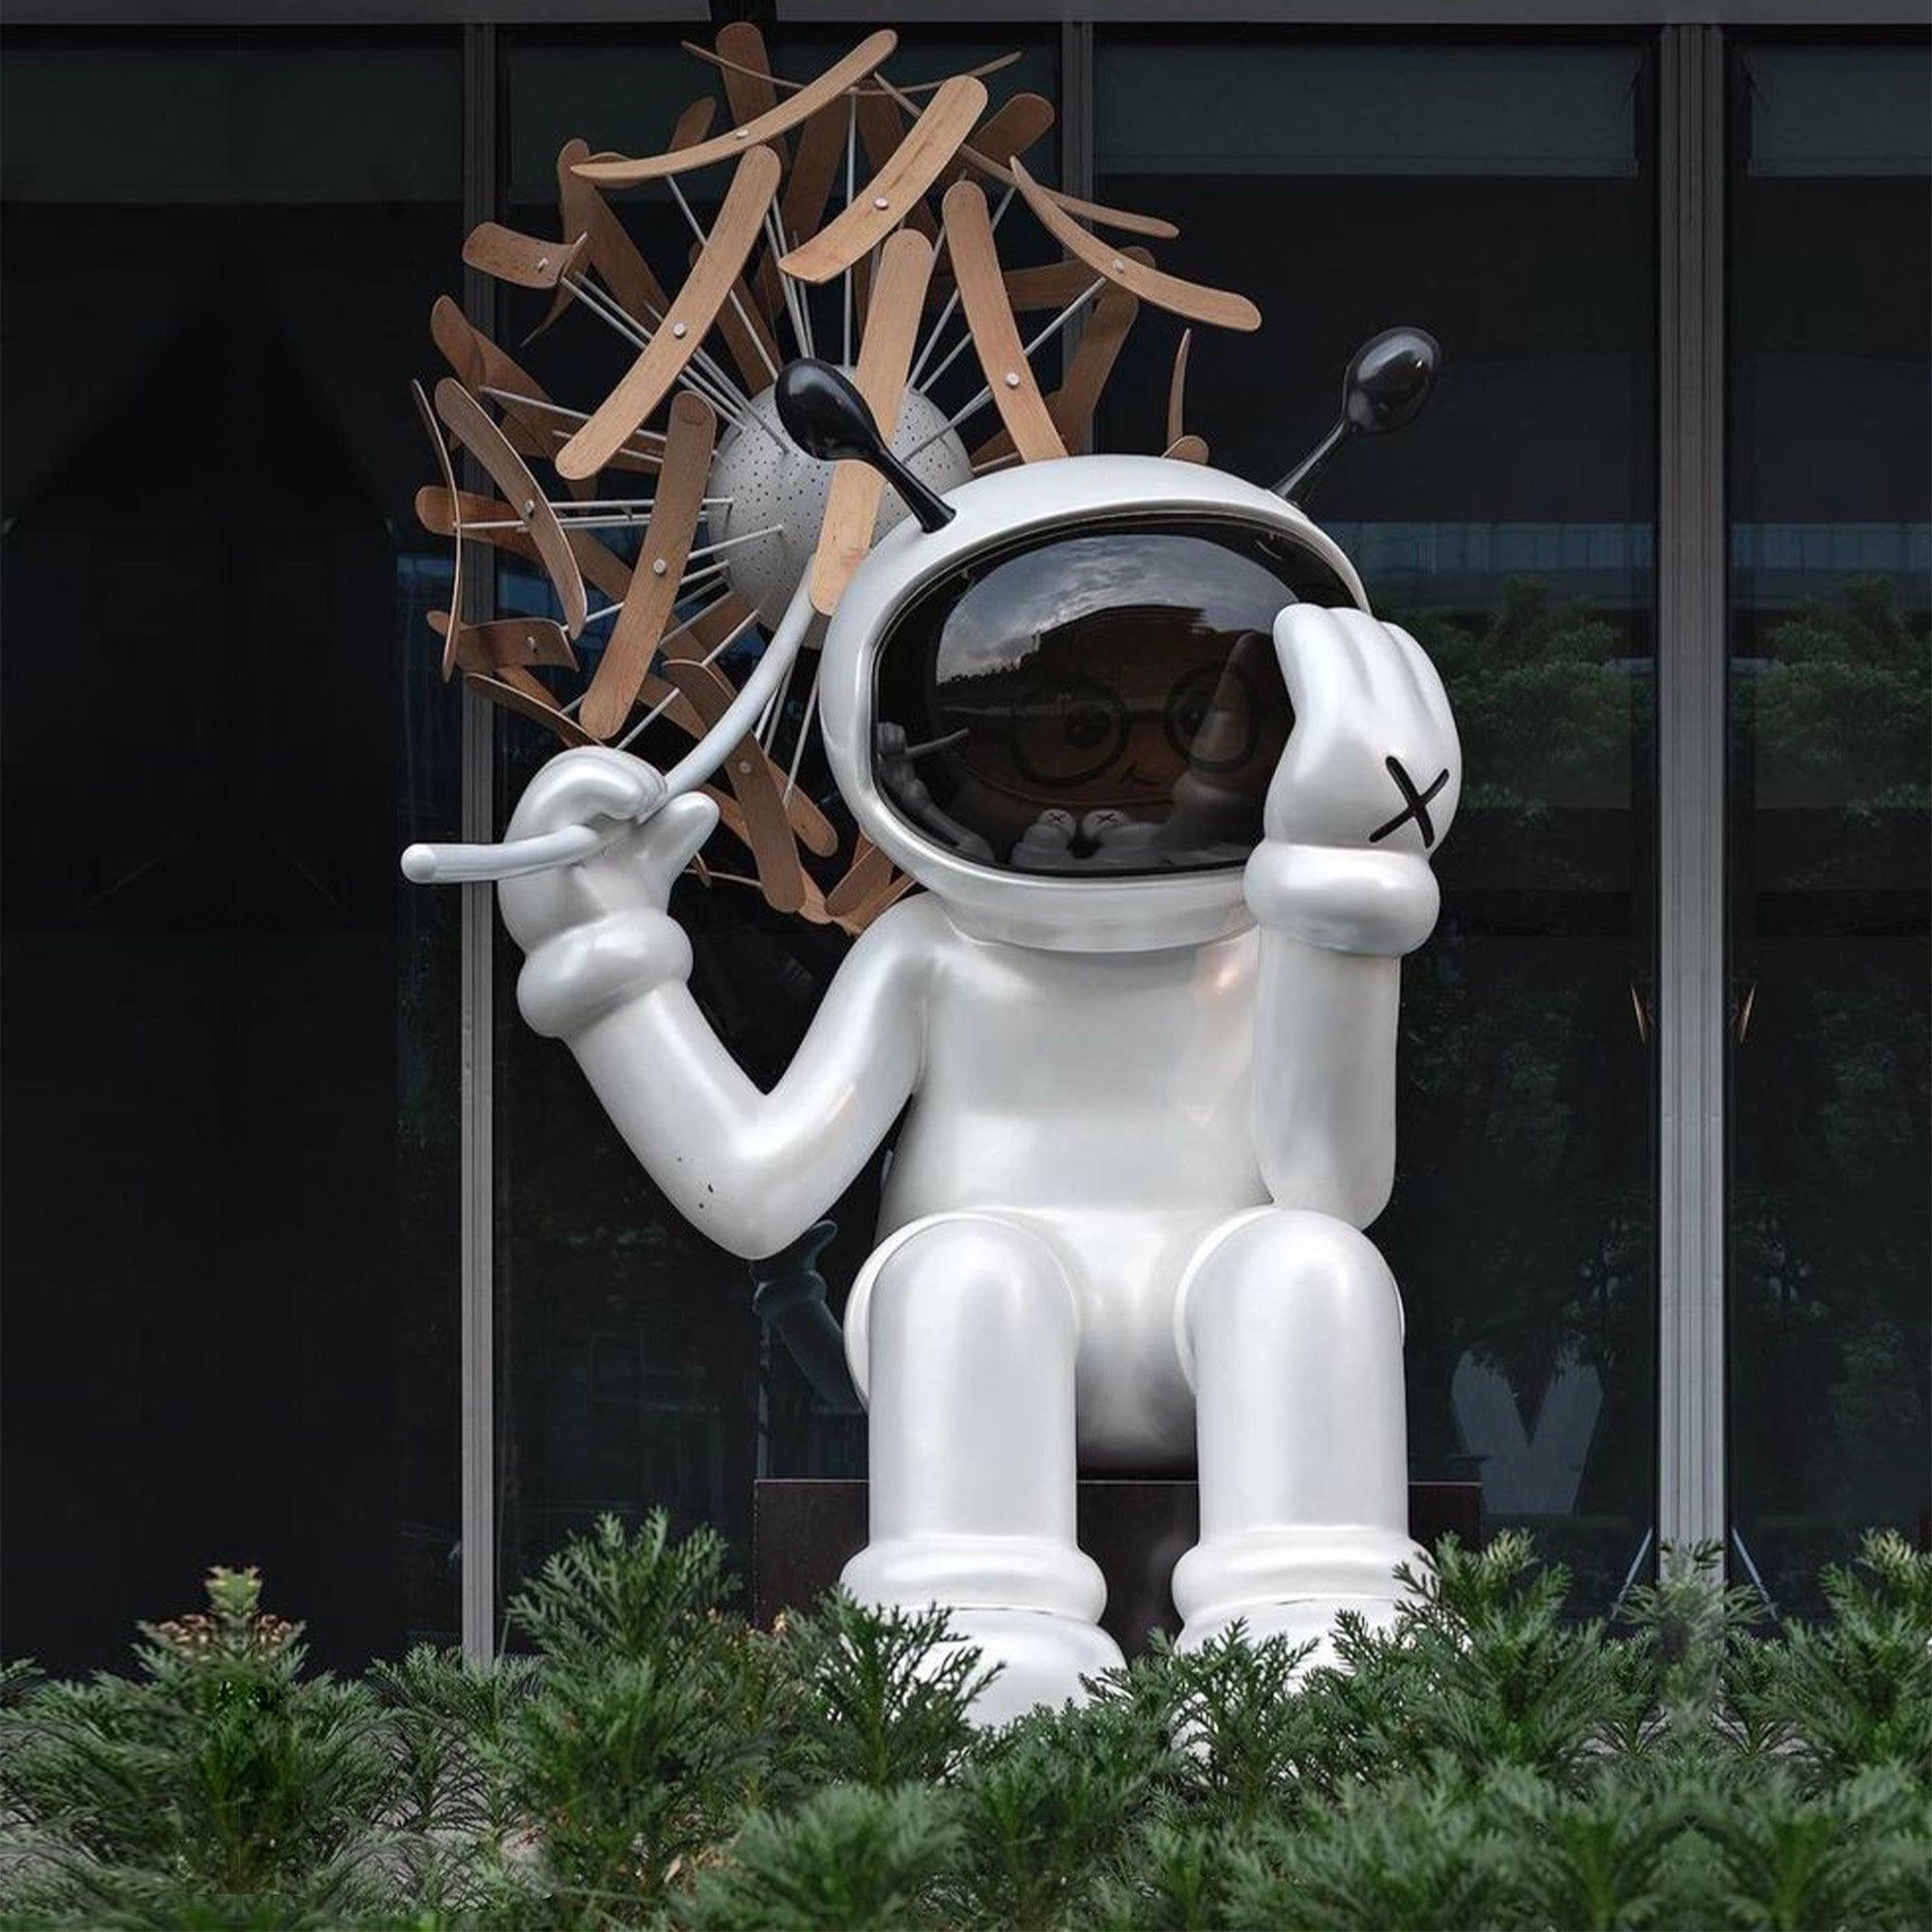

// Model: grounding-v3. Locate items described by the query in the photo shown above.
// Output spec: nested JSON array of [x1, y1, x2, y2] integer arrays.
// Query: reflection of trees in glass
[[1731, 578, 1930, 1601], [1378, 581, 1655, 1601]]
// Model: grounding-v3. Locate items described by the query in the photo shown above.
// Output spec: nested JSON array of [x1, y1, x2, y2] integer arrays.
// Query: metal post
[[459, 19, 499, 1664], [1656, 23, 1726, 1557]]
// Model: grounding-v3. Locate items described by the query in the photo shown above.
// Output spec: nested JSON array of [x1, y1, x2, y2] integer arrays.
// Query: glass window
[[1098, 32, 1661, 1605], [0, 30, 465, 1669], [492, 29, 1061, 1619], [1725, 34, 1931, 1607]]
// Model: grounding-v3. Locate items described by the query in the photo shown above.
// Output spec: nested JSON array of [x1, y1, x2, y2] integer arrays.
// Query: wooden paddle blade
[[936, 91, 1053, 196], [574, 32, 895, 185], [1049, 276, 1138, 454], [810, 229, 935, 614], [668, 96, 719, 151], [942, 181, 1066, 464], [687, 238, 781, 394], [435, 612, 580, 676], [1164, 434, 1210, 464], [880, 76, 1177, 240], [840, 867, 918, 933], [1168, 327, 1193, 448], [432, 295, 591, 497], [715, 21, 784, 164], [463, 671, 596, 747], [823, 834, 895, 921], [557, 145, 779, 481], [417, 486, 634, 606], [781, 76, 981, 285], [411, 380, 466, 679], [661, 658, 805, 914], [579, 392, 718, 741], [1009, 160, 1258, 330], [434, 378, 589, 637], [556, 140, 673, 314], [780, 97, 851, 244], [462, 223, 588, 291]]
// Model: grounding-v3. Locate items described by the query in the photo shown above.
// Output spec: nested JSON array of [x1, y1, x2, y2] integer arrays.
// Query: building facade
[[1, 3, 1925, 1673]]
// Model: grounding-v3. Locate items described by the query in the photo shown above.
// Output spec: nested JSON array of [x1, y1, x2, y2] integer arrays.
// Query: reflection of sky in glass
[[936, 533, 1296, 680]]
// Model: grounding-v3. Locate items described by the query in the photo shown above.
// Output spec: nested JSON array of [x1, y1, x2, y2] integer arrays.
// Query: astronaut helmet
[[819, 453, 1370, 953]]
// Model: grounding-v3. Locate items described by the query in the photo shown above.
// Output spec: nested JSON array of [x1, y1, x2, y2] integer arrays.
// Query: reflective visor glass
[[870, 516, 1353, 875]]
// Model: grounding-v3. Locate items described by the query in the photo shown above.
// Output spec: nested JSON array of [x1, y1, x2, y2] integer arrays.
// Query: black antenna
[[1274, 327, 1441, 506], [774, 358, 955, 533]]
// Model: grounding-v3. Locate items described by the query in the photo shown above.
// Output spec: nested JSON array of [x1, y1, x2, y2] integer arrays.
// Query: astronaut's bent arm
[[521, 903, 929, 1261], [1242, 840, 1440, 1229]]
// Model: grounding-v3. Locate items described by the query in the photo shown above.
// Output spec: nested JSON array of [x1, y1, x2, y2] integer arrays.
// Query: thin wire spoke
[[614, 602, 761, 749]]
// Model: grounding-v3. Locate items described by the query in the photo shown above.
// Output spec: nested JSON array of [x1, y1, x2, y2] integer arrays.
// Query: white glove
[[1247, 606, 1462, 955], [497, 748, 719, 1037]]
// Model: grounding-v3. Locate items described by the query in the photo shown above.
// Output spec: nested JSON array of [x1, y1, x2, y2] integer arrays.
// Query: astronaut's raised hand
[[496, 748, 718, 1037], [1246, 605, 1462, 956]]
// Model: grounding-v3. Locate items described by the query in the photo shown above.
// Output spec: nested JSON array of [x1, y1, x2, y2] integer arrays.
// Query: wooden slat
[[780, 98, 853, 249], [823, 834, 895, 920], [880, 76, 1178, 241], [1009, 159, 1260, 331], [414, 487, 635, 607], [431, 295, 593, 498], [810, 230, 935, 614], [842, 867, 918, 932], [942, 181, 1066, 465], [575, 32, 895, 185], [686, 238, 781, 394], [461, 222, 588, 290], [555, 139, 672, 312], [1049, 278, 1138, 454], [463, 671, 596, 747], [781, 77, 980, 284], [431, 611, 580, 676], [668, 97, 719, 151], [934, 90, 1053, 195], [580, 393, 718, 741], [411, 381, 466, 679], [1164, 434, 1210, 464], [850, 88, 934, 248], [715, 22, 784, 164], [558, 147, 779, 481], [435, 378, 589, 636], [1167, 327, 1193, 448]]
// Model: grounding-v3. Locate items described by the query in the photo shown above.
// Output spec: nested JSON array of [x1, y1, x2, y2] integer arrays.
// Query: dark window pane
[[0, 31, 464, 1670], [1098, 32, 1660, 1605], [1726, 34, 1931, 1606]]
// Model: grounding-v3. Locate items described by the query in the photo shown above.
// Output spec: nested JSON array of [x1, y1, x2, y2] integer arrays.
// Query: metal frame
[[459, 20, 500, 1663], [1656, 21, 1727, 1558]]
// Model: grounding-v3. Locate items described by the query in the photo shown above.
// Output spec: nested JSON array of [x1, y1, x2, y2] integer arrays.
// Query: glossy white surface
[[495, 457, 1460, 1720]]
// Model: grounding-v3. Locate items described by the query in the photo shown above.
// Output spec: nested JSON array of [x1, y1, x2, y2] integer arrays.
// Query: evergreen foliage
[[3, 1520, 1928, 1929]]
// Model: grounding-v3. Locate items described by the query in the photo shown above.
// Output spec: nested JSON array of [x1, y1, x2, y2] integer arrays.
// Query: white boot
[[841, 1213, 1125, 1724], [1172, 1208, 1423, 1673]]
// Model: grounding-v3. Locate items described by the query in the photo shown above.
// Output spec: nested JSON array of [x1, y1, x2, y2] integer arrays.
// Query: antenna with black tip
[[1275, 327, 1441, 506], [774, 357, 956, 533]]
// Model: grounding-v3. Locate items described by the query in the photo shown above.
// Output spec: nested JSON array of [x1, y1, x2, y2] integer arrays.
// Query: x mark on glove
[[1369, 753, 1451, 850]]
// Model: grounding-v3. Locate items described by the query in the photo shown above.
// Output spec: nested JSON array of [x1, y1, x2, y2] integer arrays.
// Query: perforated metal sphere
[[707, 378, 972, 625]]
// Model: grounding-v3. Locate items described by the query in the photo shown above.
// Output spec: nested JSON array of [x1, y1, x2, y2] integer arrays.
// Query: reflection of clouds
[[936, 532, 1292, 681]]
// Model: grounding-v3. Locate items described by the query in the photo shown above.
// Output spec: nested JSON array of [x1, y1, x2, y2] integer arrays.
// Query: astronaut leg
[[1171, 1208, 1424, 1669], [840, 1212, 1125, 1725]]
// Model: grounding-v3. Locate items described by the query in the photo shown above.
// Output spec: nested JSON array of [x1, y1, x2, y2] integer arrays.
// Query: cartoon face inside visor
[[870, 516, 1355, 875]]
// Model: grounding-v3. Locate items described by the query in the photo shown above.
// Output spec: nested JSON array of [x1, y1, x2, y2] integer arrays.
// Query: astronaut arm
[[499, 750, 927, 1260], [1243, 605, 1461, 1225]]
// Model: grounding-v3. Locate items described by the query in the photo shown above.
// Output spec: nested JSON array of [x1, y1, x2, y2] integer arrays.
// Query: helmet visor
[[870, 515, 1352, 876]]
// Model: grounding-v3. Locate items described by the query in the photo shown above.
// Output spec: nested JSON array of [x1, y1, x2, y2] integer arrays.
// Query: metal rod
[[910, 278, 1104, 459], [764, 207, 812, 363], [781, 663, 821, 803], [481, 385, 667, 443], [685, 523, 781, 561], [615, 602, 760, 749]]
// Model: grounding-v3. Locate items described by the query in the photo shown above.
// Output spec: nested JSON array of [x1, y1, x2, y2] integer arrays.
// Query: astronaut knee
[[1177, 1208, 1402, 1390], [848, 1214, 1078, 1406]]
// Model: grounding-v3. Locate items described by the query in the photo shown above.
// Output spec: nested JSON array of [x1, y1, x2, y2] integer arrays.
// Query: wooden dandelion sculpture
[[413, 22, 1261, 930]]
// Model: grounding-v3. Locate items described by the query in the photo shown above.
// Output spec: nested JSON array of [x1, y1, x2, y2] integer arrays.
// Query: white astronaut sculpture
[[414, 350, 1459, 1727]]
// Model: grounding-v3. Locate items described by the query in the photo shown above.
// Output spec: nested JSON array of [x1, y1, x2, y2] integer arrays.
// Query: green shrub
[[3, 1523, 1928, 1930]]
